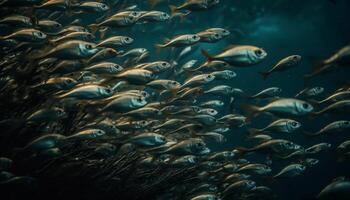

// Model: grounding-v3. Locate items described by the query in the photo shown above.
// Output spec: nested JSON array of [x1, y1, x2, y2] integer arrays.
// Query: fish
[[155, 34, 200, 51], [295, 87, 324, 99], [57, 84, 113, 99], [127, 132, 167, 147], [96, 36, 134, 48], [163, 138, 210, 155], [317, 178, 350, 200], [0, 28, 47, 43], [304, 120, 350, 136], [247, 118, 301, 135], [259, 55, 301, 80], [236, 139, 302, 156], [273, 164, 306, 178], [84, 62, 123, 75], [310, 90, 350, 105], [201, 45, 267, 66], [242, 98, 314, 120], [169, 0, 210, 17], [312, 45, 350, 73], [305, 143, 332, 154], [249, 87, 282, 99]]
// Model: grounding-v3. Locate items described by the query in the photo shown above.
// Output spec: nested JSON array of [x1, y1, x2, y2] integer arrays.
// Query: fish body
[[202, 45, 267, 66]]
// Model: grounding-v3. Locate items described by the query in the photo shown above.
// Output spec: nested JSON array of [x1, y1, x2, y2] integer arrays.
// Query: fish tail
[[88, 23, 99, 35], [235, 147, 250, 157], [258, 71, 269, 80], [240, 104, 260, 121], [311, 58, 325, 73], [169, 5, 178, 17], [201, 49, 214, 62], [99, 27, 109, 39], [247, 128, 262, 136], [154, 44, 164, 54]]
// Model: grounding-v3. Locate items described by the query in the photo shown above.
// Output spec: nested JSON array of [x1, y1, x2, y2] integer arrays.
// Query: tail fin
[[88, 24, 99, 35], [240, 104, 260, 121], [99, 27, 109, 39], [235, 147, 250, 157], [259, 71, 269, 80], [201, 49, 214, 62], [169, 5, 178, 17], [247, 128, 262, 136], [311, 59, 325, 73], [154, 44, 164, 54]]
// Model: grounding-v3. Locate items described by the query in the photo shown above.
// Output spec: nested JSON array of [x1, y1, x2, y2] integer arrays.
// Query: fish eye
[[55, 23, 61, 27], [214, 33, 220, 38], [125, 37, 130, 41], [302, 103, 309, 109], [108, 49, 115, 54], [67, 79, 72, 83], [161, 62, 167, 66], [86, 44, 92, 49], [137, 98, 142, 102], [291, 121, 297, 126], [255, 49, 263, 56], [293, 55, 299, 60], [344, 121, 350, 125], [105, 88, 111, 93]]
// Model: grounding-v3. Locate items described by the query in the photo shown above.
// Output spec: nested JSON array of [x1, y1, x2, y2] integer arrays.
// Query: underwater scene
[[0, 0, 350, 199]]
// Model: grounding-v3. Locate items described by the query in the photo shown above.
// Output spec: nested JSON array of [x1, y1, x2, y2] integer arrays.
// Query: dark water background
[[139, 0, 350, 199]]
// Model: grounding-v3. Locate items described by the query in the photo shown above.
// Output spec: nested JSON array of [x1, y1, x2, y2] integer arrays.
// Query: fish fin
[[99, 27, 109, 40], [154, 44, 164, 54], [88, 23, 99, 35], [234, 147, 250, 157], [247, 128, 262, 136], [240, 104, 260, 122], [169, 5, 178, 17], [201, 49, 214, 62], [310, 58, 326, 73], [258, 71, 270, 80], [178, 12, 190, 23]]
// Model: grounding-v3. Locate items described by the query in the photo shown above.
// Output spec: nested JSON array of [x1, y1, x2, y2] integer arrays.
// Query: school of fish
[[0, 0, 349, 200]]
